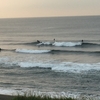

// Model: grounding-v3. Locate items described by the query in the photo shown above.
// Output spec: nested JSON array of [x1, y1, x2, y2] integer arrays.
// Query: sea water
[[0, 16, 100, 98]]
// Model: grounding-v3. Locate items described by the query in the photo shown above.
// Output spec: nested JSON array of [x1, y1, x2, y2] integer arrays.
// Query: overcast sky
[[0, 0, 100, 18]]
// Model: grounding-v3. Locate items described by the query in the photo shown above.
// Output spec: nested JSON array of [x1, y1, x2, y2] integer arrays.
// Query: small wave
[[52, 42, 82, 47], [37, 42, 52, 46], [52, 62, 100, 73], [82, 42, 100, 46], [36, 41, 82, 47], [13, 41, 100, 47], [15, 49, 100, 54], [16, 49, 51, 54], [51, 50, 100, 54], [0, 49, 15, 51]]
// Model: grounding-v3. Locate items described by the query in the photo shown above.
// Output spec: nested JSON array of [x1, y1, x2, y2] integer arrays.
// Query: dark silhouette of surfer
[[81, 40, 84, 45], [53, 39, 56, 43], [37, 40, 41, 43]]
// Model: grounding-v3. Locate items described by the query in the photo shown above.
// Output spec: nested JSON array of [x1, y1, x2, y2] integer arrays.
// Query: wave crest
[[52, 42, 82, 47], [16, 49, 51, 54], [36, 41, 82, 47]]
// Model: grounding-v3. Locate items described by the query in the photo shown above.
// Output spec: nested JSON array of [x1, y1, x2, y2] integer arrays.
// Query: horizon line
[[0, 14, 100, 19]]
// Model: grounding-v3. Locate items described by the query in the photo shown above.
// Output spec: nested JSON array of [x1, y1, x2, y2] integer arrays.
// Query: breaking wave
[[37, 41, 82, 47], [16, 49, 51, 53], [8, 40, 100, 48], [19, 62, 100, 73], [52, 42, 82, 47], [36, 41, 100, 47], [15, 49, 100, 54], [0, 57, 100, 73]]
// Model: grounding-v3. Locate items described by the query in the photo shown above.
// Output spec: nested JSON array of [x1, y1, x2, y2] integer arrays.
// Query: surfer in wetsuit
[[50, 39, 55, 45], [37, 40, 41, 43], [53, 39, 55, 42], [81, 40, 83, 45]]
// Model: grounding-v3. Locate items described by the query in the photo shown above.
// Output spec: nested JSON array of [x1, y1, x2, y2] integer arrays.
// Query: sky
[[0, 0, 100, 18]]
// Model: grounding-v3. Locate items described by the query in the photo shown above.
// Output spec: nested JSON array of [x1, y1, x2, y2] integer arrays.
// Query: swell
[[8, 41, 100, 47], [15, 49, 100, 55], [0, 48, 100, 54], [27, 41, 100, 47], [50, 49, 100, 54], [82, 43, 100, 46], [0, 49, 16, 51]]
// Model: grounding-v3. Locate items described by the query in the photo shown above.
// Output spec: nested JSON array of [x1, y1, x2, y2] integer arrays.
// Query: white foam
[[37, 42, 52, 46], [0, 88, 81, 98], [0, 57, 100, 73], [52, 62, 100, 73], [0, 88, 100, 99], [0, 88, 16, 95], [52, 42, 82, 47], [0, 57, 9, 62], [16, 49, 51, 54], [16, 62, 100, 73], [18, 62, 53, 68], [36, 41, 82, 47]]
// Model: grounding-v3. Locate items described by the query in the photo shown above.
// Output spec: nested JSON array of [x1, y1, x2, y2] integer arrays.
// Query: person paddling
[[37, 40, 41, 43]]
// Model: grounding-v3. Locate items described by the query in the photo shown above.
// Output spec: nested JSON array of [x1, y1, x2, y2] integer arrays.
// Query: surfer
[[81, 40, 83, 45], [37, 40, 41, 43], [53, 39, 55, 42], [51, 39, 56, 45]]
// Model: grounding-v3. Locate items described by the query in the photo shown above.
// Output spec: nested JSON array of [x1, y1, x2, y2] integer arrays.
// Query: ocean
[[0, 16, 100, 98]]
